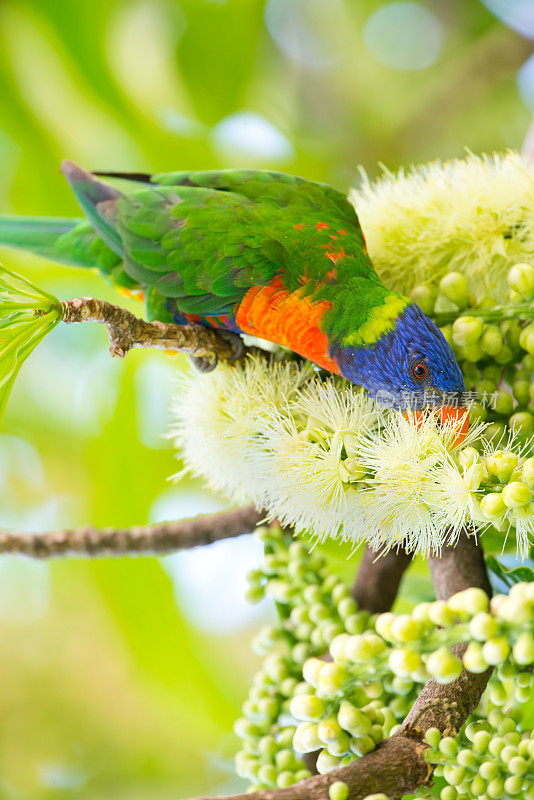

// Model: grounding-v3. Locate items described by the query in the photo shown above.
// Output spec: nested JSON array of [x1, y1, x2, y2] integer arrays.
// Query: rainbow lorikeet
[[0, 162, 465, 419]]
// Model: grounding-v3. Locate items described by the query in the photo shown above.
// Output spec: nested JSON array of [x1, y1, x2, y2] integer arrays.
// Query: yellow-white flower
[[357, 412, 486, 556], [351, 151, 534, 301]]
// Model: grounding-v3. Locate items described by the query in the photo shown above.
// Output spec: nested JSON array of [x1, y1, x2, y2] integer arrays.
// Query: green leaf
[[485, 554, 534, 588], [0, 264, 61, 430]]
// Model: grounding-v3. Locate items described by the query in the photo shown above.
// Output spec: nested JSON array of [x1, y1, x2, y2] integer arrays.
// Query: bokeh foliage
[[0, 1, 530, 797]]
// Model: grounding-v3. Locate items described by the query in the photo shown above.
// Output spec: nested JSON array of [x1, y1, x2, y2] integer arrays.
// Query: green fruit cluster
[[235, 527, 534, 793], [410, 265, 534, 440], [424, 711, 534, 800]]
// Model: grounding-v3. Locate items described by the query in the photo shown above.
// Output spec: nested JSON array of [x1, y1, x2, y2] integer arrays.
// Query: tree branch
[[0, 506, 262, 558], [352, 546, 412, 613], [60, 297, 251, 366], [184, 532, 491, 800]]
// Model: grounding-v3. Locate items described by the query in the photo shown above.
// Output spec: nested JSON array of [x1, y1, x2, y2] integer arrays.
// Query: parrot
[[0, 162, 466, 427]]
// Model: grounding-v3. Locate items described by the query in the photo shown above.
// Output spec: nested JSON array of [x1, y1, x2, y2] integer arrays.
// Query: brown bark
[[352, 546, 412, 613], [60, 297, 252, 366], [0, 506, 262, 558]]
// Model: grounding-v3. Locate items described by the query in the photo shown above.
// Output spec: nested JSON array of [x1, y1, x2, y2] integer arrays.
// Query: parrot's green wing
[[63, 163, 378, 323]]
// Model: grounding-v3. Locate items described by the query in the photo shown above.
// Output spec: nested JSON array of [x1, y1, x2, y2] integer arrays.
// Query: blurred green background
[[0, 1, 532, 797]]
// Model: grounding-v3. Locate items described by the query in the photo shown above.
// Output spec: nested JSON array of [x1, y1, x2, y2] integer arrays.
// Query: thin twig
[[0, 506, 263, 558]]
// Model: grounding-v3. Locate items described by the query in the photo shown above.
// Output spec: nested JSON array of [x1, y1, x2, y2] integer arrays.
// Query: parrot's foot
[[218, 330, 246, 361], [189, 353, 219, 373], [189, 331, 245, 373]]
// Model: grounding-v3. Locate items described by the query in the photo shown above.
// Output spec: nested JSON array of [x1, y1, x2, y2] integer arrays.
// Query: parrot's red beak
[[404, 406, 470, 448]]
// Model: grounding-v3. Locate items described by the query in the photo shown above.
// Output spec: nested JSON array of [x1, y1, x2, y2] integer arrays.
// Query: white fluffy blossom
[[351, 151, 534, 302], [172, 357, 531, 557]]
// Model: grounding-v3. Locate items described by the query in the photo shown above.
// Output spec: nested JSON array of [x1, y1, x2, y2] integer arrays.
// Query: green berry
[[276, 771, 295, 788]]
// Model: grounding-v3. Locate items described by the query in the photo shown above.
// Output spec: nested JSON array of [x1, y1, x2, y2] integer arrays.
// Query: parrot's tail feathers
[[0, 216, 81, 262], [60, 160, 124, 256]]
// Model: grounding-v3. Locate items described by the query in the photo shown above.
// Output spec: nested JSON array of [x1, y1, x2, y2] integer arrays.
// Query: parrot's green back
[[0, 162, 467, 409]]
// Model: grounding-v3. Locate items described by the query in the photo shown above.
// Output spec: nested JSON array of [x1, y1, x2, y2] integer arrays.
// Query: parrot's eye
[[411, 362, 427, 382]]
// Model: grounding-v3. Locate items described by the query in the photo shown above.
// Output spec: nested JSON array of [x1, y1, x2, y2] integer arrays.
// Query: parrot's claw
[[218, 330, 245, 361], [189, 354, 218, 373], [189, 332, 244, 373]]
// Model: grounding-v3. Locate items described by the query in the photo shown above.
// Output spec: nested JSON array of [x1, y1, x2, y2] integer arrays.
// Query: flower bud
[[316, 750, 341, 774], [481, 324, 504, 356], [388, 647, 422, 677], [289, 694, 325, 721], [426, 647, 462, 683], [452, 316, 484, 347], [509, 411, 534, 436], [317, 662, 346, 695], [390, 614, 421, 642], [293, 722, 322, 753], [513, 631, 534, 665], [424, 727, 441, 749], [440, 272, 468, 307], [519, 322, 534, 355], [482, 635, 511, 665], [463, 642, 489, 673], [349, 734, 375, 757], [502, 481, 531, 508], [318, 717, 343, 744], [492, 390, 514, 416], [480, 492, 507, 520], [328, 781, 350, 800], [521, 457, 534, 489], [345, 635, 372, 662], [507, 262, 534, 299], [485, 450, 518, 483], [337, 701, 371, 737], [409, 282, 438, 315], [469, 611, 497, 640]]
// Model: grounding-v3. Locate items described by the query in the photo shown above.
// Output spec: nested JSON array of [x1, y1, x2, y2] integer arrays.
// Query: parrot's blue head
[[332, 303, 465, 412]]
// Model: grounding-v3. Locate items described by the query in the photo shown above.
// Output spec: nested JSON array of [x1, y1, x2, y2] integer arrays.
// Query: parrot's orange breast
[[235, 276, 339, 374]]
